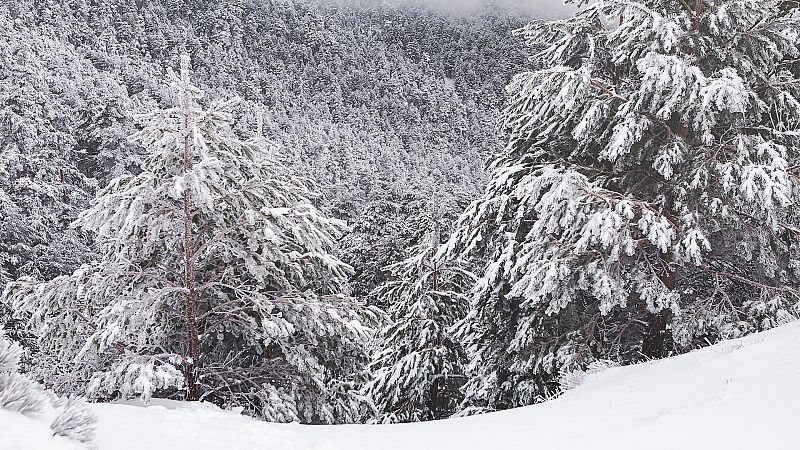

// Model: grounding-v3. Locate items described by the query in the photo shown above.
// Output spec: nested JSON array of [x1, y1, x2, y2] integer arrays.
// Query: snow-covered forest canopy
[[1, 0, 799, 447]]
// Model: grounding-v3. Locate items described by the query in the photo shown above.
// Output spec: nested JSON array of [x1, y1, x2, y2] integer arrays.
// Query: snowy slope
[[5, 321, 799, 450], [0, 406, 83, 450]]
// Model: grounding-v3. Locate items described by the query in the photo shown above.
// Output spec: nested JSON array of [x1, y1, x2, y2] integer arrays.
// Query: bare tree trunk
[[641, 253, 675, 359], [642, 310, 671, 359], [430, 375, 440, 420], [180, 55, 201, 401]]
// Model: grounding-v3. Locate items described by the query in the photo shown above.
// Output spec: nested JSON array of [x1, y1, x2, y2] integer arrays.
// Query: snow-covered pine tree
[[0, 10, 135, 373], [441, 0, 800, 412], [2, 268, 108, 395], [5, 55, 380, 424], [364, 231, 474, 423]]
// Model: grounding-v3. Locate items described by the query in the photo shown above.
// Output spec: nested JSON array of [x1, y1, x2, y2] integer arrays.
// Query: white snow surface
[[0, 404, 84, 450], [4, 321, 799, 449]]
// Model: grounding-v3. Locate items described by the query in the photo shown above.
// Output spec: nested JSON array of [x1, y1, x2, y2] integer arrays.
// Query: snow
[[5, 321, 800, 449], [0, 406, 83, 450]]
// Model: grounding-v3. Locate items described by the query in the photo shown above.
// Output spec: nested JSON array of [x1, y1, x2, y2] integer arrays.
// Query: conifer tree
[[364, 233, 474, 423], [442, 0, 800, 412], [6, 55, 379, 423]]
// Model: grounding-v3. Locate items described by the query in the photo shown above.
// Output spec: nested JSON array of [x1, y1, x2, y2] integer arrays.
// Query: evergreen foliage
[[1, 0, 798, 429], [1, 0, 527, 425], [6, 55, 381, 424], [1, 0, 526, 313], [364, 238, 474, 422], [0, 332, 44, 416], [50, 396, 98, 447], [0, 12, 110, 289], [442, 0, 800, 412]]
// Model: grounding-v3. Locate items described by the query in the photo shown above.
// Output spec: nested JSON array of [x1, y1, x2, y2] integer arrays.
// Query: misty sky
[[420, 0, 576, 17], [323, 0, 577, 18]]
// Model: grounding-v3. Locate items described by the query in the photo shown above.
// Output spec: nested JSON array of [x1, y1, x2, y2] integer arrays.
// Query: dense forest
[[0, 0, 530, 423], [0, 0, 530, 298], [1, 0, 799, 439]]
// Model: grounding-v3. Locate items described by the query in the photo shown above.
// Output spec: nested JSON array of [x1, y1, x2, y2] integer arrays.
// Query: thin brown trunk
[[693, 0, 702, 30], [642, 254, 675, 359], [180, 56, 201, 401]]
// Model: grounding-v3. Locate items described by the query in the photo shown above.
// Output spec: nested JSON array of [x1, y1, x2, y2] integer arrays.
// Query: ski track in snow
[[4, 321, 799, 449]]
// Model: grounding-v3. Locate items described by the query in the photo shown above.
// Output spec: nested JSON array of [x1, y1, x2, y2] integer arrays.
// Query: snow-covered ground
[[1, 404, 84, 450], [4, 321, 799, 450]]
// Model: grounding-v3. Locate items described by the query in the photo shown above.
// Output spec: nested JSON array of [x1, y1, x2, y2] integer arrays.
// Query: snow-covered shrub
[[0, 332, 44, 415], [0, 334, 22, 372], [559, 360, 619, 392], [50, 396, 97, 447], [1, 331, 97, 448], [0, 372, 44, 415]]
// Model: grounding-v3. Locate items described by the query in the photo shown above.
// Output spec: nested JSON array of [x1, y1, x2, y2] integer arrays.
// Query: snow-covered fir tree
[[441, 0, 800, 412], [5, 55, 381, 424], [364, 229, 474, 423]]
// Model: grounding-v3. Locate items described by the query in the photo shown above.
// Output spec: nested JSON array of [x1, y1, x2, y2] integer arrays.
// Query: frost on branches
[[50, 396, 98, 447], [364, 237, 475, 423], [5, 55, 380, 424], [0, 13, 100, 302], [0, 330, 98, 448], [0, 11, 136, 377], [0, 332, 44, 416], [442, 0, 800, 411]]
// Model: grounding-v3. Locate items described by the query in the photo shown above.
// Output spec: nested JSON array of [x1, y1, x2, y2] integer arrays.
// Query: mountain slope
[[80, 321, 800, 449]]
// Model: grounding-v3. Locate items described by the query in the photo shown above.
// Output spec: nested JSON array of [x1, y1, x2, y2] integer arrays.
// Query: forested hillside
[[0, 0, 530, 424], [0, 0, 528, 299], [1, 0, 798, 440]]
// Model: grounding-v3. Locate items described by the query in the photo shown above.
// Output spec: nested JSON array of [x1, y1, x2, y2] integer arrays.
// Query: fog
[[418, 0, 576, 17], [317, 0, 577, 18]]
